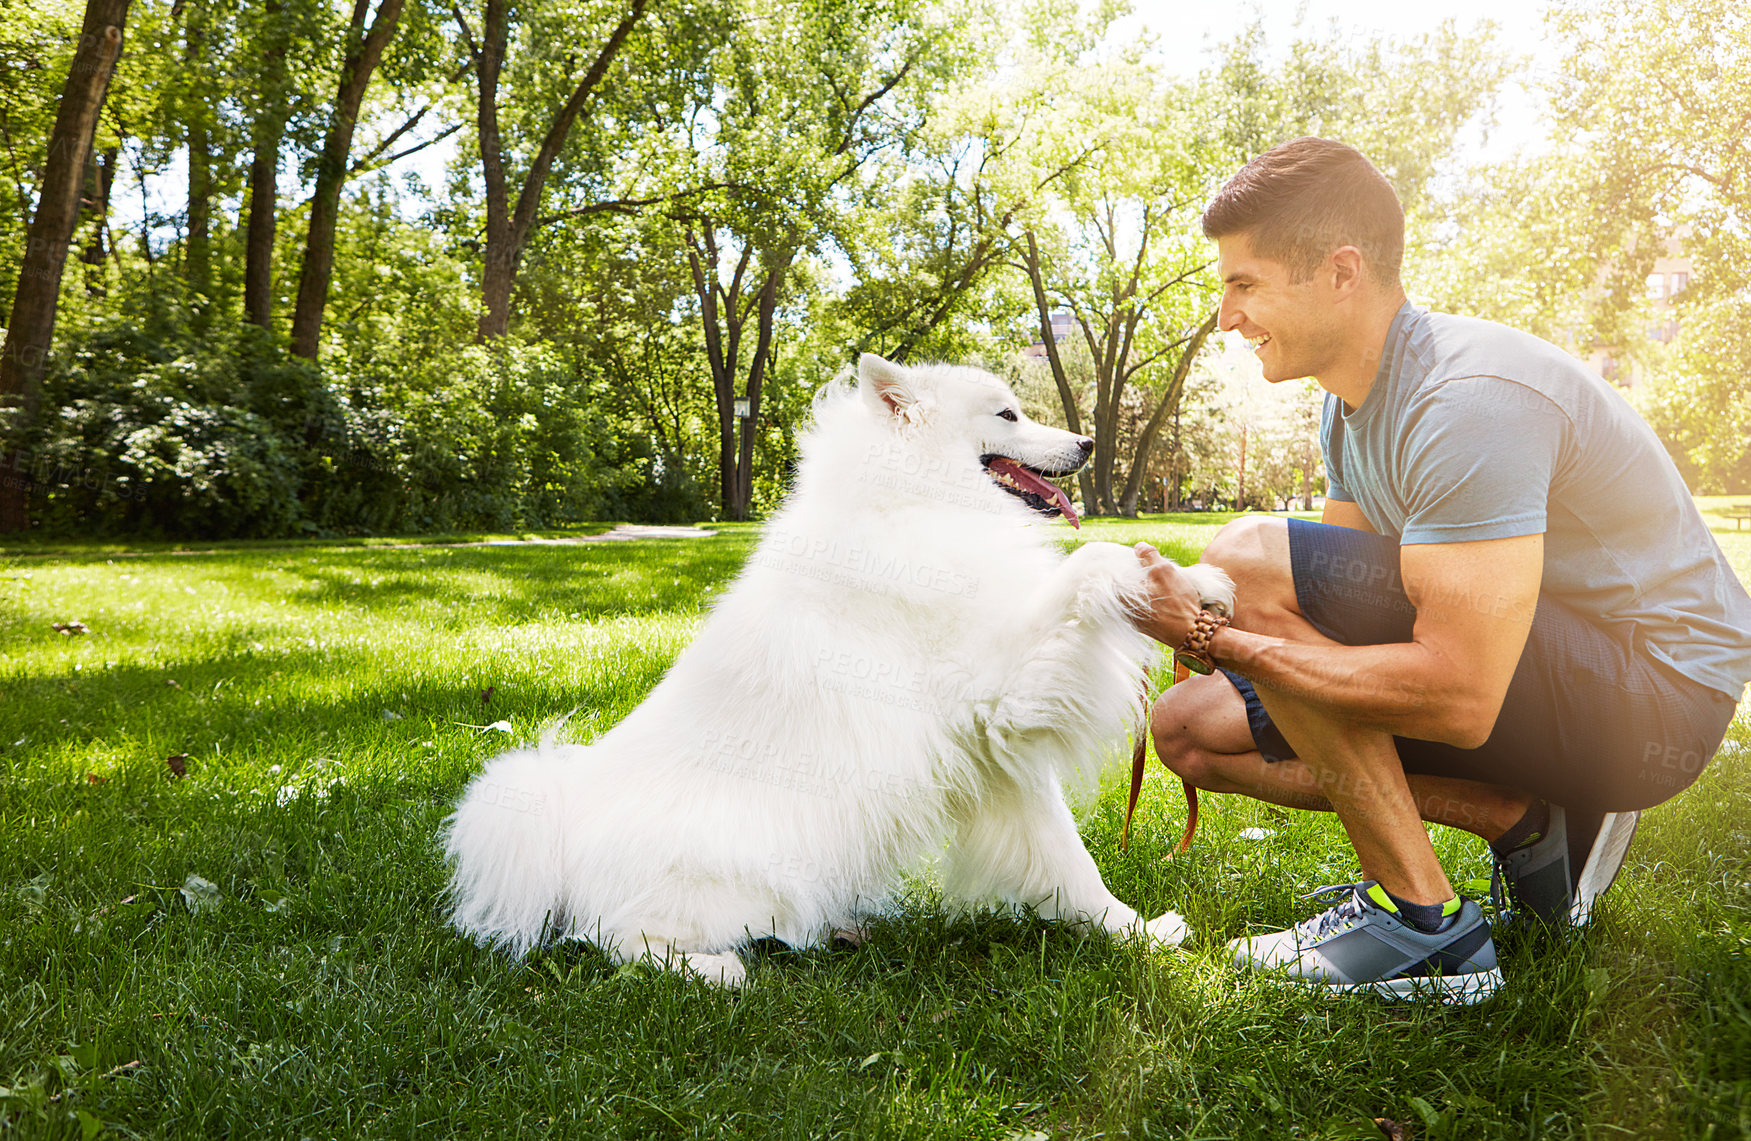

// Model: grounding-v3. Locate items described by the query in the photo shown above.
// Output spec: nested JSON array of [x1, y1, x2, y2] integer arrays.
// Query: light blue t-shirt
[[1322, 302, 1751, 701]]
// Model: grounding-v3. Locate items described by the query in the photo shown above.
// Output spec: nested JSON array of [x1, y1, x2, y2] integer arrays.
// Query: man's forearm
[[1208, 625, 1488, 748]]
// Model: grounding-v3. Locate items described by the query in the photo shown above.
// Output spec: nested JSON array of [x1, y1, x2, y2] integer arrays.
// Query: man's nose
[[1217, 289, 1243, 332]]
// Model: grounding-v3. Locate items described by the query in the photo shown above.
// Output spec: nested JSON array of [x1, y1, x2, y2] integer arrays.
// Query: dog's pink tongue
[[988, 457, 1080, 528]]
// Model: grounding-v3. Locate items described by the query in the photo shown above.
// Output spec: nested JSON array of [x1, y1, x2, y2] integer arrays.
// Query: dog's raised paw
[[1182, 563, 1236, 619]]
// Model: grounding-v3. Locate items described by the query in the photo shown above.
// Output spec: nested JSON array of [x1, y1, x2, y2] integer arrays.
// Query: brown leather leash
[[1120, 659, 1198, 856]]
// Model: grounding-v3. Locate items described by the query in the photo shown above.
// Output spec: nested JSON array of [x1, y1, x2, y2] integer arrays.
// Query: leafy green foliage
[[1636, 293, 1751, 493], [10, 0, 1730, 537], [15, 313, 646, 537]]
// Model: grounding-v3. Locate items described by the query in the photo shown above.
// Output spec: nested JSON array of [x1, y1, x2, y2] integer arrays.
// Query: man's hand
[[1130, 542, 1211, 650]]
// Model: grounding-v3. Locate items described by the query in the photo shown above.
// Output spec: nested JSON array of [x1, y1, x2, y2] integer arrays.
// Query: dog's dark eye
[[996, 409, 1018, 422]]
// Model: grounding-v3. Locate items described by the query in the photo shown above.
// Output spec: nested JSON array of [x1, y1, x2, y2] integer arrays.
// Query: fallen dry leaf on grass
[[165, 754, 189, 778], [179, 874, 220, 914]]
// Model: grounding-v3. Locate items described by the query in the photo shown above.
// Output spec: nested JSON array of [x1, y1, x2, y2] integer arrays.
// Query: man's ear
[[858, 353, 915, 418], [1330, 245, 1364, 298]]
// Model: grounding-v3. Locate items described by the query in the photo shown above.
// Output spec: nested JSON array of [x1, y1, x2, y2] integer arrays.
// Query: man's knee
[[1201, 515, 1288, 583], [1150, 679, 1245, 791], [1200, 515, 1293, 630]]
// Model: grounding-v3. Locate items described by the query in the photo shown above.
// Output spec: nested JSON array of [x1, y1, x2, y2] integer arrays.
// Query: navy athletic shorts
[[1219, 518, 1739, 814]]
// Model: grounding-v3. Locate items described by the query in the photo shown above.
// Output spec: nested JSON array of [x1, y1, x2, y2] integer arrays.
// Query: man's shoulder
[[1408, 309, 1580, 378], [1394, 308, 1602, 415]]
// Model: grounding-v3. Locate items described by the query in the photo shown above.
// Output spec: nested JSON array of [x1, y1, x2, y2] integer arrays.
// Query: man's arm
[[1321, 498, 1374, 532], [1140, 533, 1542, 747]]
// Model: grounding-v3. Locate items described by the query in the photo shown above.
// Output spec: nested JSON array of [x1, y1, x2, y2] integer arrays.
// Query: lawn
[[2, 516, 1747, 1139]]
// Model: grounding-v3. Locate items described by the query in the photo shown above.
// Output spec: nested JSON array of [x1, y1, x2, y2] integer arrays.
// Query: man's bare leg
[[1183, 517, 1528, 906], [1152, 673, 1534, 845]]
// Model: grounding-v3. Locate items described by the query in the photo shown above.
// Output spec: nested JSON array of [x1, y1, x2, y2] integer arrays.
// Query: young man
[[1132, 136, 1751, 1004]]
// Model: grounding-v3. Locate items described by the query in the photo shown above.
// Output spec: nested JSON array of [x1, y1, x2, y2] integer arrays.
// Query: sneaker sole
[[1299, 967, 1504, 1005], [1570, 810, 1640, 926], [1240, 963, 1505, 1005]]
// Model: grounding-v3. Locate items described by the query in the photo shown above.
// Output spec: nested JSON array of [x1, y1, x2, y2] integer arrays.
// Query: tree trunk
[[243, 132, 279, 329], [184, 21, 211, 324], [684, 221, 796, 522], [289, 0, 405, 361], [684, 224, 737, 519], [243, 0, 286, 332], [1235, 422, 1247, 511], [1167, 405, 1181, 511], [80, 145, 117, 295], [1089, 311, 1122, 515], [733, 264, 786, 518], [0, 0, 129, 534], [1118, 308, 1217, 516], [1021, 230, 1097, 515], [477, 238, 518, 341], [471, 0, 649, 341]]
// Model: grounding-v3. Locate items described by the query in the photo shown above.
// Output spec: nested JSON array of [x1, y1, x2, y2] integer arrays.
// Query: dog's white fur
[[442, 354, 1235, 985]]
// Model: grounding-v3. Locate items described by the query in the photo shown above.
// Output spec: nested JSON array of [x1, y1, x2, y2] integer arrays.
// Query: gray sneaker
[[1229, 881, 1501, 1005], [1492, 805, 1641, 927]]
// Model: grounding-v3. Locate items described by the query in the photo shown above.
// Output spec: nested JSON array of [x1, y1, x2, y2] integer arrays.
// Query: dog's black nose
[[1077, 437, 1094, 456]]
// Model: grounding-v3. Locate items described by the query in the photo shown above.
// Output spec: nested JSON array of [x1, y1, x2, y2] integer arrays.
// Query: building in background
[[1022, 310, 1078, 359], [1585, 229, 1692, 389]]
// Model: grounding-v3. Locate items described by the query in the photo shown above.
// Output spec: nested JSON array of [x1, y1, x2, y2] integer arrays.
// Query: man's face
[[1215, 232, 1345, 384]]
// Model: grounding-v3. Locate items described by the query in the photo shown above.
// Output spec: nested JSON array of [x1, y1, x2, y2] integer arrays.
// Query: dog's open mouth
[[981, 455, 1081, 528]]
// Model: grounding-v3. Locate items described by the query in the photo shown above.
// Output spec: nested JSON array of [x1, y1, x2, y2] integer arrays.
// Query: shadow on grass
[[269, 540, 754, 624]]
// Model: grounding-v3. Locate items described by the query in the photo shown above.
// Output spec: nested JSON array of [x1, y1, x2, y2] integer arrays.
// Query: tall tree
[[289, 0, 406, 360], [456, 0, 651, 340], [661, 0, 966, 521], [178, 0, 215, 319], [677, 212, 796, 522], [984, 20, 1225, 517], [1549, 0, 1751, 488], [0, 0, 131, 533], [242, 0, 290, 330]]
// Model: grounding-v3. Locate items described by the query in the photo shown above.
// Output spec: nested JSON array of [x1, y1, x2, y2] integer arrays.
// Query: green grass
[[2, 515, 1747, 1139], [1696, 496, 1751, 537], [0, 522, 620, 560]]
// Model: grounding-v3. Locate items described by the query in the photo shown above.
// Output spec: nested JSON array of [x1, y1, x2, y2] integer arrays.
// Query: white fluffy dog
[[443, 353, 1234, 985]]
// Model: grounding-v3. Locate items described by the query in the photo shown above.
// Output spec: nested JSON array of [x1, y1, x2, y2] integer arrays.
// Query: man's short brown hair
[[1201, 137, 1404, 286]]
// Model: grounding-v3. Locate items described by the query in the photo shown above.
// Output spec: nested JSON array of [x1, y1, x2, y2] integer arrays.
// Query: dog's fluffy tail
[[441, 735, 575, 958]]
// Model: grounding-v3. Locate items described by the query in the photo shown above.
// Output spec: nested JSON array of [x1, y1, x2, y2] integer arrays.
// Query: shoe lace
[[1490, 847, 1526, 921], [1295, 882, 1369, 941]]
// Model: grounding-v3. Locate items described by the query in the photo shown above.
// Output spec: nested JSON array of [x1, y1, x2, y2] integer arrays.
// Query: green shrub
[[11, 323, 690, 537]]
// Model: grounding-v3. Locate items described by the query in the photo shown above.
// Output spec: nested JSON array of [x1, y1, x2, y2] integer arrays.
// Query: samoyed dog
[[443, 353, 1234, 985]]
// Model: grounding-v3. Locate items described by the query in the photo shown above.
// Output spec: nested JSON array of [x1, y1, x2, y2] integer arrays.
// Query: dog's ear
[[858, 353, 916, 419]]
